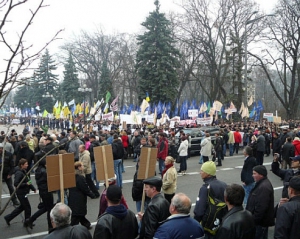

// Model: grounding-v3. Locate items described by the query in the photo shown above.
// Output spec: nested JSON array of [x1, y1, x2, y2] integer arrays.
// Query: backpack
[[201, 184, 227, 235]]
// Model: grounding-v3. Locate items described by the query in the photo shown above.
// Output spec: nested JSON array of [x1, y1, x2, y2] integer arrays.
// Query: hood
[[105, 204, 127, 220]]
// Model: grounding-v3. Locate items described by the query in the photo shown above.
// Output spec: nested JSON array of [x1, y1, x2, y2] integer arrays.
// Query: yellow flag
[[42, 109, 49, 117], [85, 105, 89, 115]]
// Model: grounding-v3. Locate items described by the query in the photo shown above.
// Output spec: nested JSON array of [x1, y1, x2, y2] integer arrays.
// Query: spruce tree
[[136, 0, 180, 104], [99, 60, 114, 100], [60, 52, 81, 104], [32, 49, 59, 112]]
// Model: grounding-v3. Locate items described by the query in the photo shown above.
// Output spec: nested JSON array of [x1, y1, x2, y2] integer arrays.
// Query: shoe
[[183, 171, 186, 175], [24, 219, 35, 229], [216, 164, 222, 167], [4, 216, 10, 226]]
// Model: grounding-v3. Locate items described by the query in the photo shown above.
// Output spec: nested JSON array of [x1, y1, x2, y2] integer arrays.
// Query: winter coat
[[17, 146, 34, 166], [162, 165, 177, 195], [194, 176, 227, 223], [94, 205, 138, 239], [154, 215, 205, 239], [89, 140, 101, 162], [35, 160, 49, 192], [256, 135, 266, 152], [273, 138, 282, 154], [0, 150, 14, 177], [234, 131, 242, 144], [292, 139, 300, 156], [121, 135, 129, 148], [157, 138, 168, 160], [68, 171, 95, 216], [131, 171, 151, 203], [246, 177, 275, 227], [139, 193, 170, 239], [68, 137, 83, 161], [215, 206, 256, 239], [14, 167, 36, 195], [271, 161, 300, 198], [227, 131, 235, 144], [177, 139, 188, 156], [200, 137, 212, 157], [274, 195, 300, 239], [112, 139, 124, 160], [241, 156, 257, 185], [44, 225, 92, 239], [281, 142, 295, 160], [79, 150, 92, 175]]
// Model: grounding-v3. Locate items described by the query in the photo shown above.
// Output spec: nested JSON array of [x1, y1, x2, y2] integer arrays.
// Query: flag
[[247, 96, 253, 107], [146, 92, 150, 102], [202, 102, 207, 112], [110, 96, 119, 112], [95, 98, 104, 108], [153, 107, 157, 125], [85, 105, 89, 115], [35, 105, 40, 111], [166, 102, 171, 116], [174, 99, 179, 116], [239, 102, 245, 115], [249, 102, 256, 118], [213, 100, 223, 111], [140, 99, 149, 115], [42, 109, 48, 117], [229, 102, 237, 112], [68, 99, 75, 106], [242, 107, 249, 118], [104, 103, 109, 113], [63, 106, 71, 117], [105, 91, 111, 103], [54, 101, 58, 108]]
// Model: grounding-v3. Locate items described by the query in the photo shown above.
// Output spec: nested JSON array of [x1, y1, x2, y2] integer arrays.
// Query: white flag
[[68, 99, 75, 106]]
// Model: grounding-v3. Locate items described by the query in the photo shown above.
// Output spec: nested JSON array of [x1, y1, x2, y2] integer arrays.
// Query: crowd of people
[[1, 119, 300, 239]]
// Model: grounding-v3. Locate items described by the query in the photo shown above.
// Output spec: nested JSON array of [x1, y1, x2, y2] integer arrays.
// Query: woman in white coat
[[177, 135, 188, 175], [200, 133, 212, 163]]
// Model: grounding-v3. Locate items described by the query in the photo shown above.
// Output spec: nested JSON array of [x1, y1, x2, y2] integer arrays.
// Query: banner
[[263, 113, 274, 122], [196, 117, 213, 125], [188, 109, 198, 117], [102, 112, 114, 121]]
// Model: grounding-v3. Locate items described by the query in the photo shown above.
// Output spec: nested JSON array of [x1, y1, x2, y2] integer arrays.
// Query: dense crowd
[[0, 119, 300, 239]]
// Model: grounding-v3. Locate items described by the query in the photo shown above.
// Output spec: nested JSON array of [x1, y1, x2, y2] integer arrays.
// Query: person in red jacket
[[157, 132, 169, 175], [292, 137, 300, 156], [233, 129, 242, 154], [121, 130, 129, 159]]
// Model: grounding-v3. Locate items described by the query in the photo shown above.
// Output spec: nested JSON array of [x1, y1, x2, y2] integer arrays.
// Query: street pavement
[[0, 125, 282, 239]]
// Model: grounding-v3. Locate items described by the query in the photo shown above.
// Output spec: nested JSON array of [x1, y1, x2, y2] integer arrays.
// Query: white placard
[[188, 109, 198, 117], [196, 117, 213, 125]]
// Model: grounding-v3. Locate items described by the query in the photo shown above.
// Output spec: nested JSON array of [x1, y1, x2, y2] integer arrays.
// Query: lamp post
[[244, 12, 275, 109], [78, 84, 92, 130], [42, 92, 53, 114]]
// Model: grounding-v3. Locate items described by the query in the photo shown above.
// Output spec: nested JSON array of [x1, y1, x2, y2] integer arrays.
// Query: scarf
[[162, 163, 173, 178]]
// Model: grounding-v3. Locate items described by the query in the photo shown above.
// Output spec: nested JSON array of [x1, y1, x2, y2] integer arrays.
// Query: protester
[[157, 132, 168, 174], [112, 134, 125, 187], [177, 135, 188, 174], [161, 156, 177, 203]]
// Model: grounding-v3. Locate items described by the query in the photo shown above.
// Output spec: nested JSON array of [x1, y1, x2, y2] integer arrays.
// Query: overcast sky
[[2, 0, 278, 80]]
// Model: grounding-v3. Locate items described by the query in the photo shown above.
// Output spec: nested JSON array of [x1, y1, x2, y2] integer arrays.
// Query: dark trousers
[[216, 151, 222, 166], [31, 191, 54, 229], [3, 175, 17, 201], [234, 143, 240, 154], [5, 193, 31, 221], [71, 215, 91, 229], [255, 226, 268, 239], [203, 156, 209, 162], [179, 156, 187, 171], [256, 151, 264, 165], [86, 173, 100, 197], [164, 193, 175, 204]]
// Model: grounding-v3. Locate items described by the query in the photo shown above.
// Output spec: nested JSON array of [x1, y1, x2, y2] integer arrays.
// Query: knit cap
[[253, 165, 267, 177], [201, 161, 216, 176]]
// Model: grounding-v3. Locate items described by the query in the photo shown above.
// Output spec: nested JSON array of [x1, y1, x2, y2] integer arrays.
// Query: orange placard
[[137, 147, 158, 180]]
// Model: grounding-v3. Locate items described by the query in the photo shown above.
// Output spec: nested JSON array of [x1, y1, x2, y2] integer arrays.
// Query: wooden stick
[[59, 154, 64, 203], [102, 146, 109, 187]]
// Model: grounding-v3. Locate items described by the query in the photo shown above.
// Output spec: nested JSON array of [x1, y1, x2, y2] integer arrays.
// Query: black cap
[[106, 185, 122, 202], [45, 136, 53, 142], [61, 132, 66, 137], [143, 176, 162, 188], [253, 165, 267, 177], [289, 176, 300, 191], [90, 134, 96, 139], [290, 155, 300, 161]]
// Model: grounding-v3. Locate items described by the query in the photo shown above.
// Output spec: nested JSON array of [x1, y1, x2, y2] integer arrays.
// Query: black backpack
[[201, 184, 227, 235]]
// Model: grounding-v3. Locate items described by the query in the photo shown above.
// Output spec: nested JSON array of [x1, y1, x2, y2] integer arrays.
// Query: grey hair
[[50, 203, 72, 227], [171, 193, 191, 214]]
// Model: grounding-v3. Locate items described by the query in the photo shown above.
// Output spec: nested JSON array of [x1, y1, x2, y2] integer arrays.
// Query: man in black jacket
[[274, 176, 300, 239], [246, 165, 274, 239], [0, 143, 19, 206], [112, 135, 124, 188], [281, 137, 295, 169], [138, 176, 170, 239], [216, 184, 255, 239], [93, 185, 138, 239], [241, 146, 257, 205], [89, 135, 101, 190]]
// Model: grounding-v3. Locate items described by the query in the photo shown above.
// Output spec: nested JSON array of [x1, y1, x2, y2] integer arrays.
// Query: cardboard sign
[[273, 116, 282, 124], [137, 147, 158, 180], [94, 145, 115, 185], [46, 153, 76, 192], [122, 121, 127, 130], [102, 112, 114, 121]]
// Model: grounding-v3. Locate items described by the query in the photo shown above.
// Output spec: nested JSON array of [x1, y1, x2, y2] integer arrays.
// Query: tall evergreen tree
[[99, 60, 114, 100], [32, 49, 58, 112], [135, 0, 180, 104], [60, 52, 81, 104]]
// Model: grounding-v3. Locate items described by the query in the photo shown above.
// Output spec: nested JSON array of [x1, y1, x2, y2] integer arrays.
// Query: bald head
[[170, 193, 191, 215]]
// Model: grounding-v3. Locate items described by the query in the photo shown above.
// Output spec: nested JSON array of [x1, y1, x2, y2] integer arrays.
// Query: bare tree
[[0, 0, 62, 210]]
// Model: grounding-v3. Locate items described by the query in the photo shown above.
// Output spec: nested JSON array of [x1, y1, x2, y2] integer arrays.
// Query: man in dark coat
[[241, 146, 257, 205], [44, 203, 92, 239], [246, 165, 275, 239], [274, 176, 300, 239], [112, 135, 124, 188], [68, 162, 96, 230], [138, 176, 170, 239], [272, 155, 300, 198], [0, 143, 19, 205], [281, 137, 295, 169], [89, 135, 101, 190], [215, 184, 255, 239], [93, 185, 138, 239], [256, 131, 265, 165], [272, 132, 281, 156], [16, 141, 34, 172]]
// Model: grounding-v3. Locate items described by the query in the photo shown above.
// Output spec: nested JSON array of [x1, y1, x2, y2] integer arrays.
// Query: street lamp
[[78, 84, 92, 130], [244, 12, 275, 110], [42, 92, 53, 113]]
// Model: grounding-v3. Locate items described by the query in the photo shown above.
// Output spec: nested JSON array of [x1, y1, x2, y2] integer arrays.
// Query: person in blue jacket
[[154, 193, 204, 239]]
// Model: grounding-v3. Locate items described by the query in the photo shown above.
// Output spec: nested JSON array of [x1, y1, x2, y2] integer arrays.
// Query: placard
[[94, 145, 115, 184], [188, 109, 198, 117], [196, 117, 213, 125], [137, 147, 158, 180]]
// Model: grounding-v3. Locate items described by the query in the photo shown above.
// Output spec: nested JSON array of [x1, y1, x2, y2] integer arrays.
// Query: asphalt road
[[0, 124, 282, 239]]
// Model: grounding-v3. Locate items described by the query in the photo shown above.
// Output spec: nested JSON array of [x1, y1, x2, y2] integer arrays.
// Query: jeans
[[229, 143, 234, 156], [255, 226, 268, 239], [243, 182, 255, 205], [91, 161, 100, 189], [234, 143, 240, 154], [114, 159, 122, 187], [179, 156, 187, 171], [199, 154, 203, 164], [57, 190, 68, 204], [216, 151, 222, 165], [223, 144, 227, 156], [158, 158, 165, 174]]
